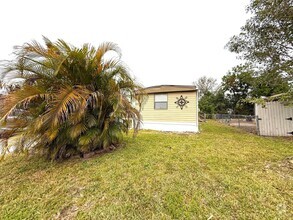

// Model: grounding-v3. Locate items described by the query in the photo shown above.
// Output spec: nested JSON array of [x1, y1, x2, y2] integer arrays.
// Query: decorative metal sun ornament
[[175, 95, 189, 110]]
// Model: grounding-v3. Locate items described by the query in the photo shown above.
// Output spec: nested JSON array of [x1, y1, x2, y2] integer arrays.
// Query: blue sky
[[0, 0, 251, 87]]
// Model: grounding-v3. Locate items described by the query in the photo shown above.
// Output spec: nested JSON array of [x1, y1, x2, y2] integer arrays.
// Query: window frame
[[154, 93, 168, 110]]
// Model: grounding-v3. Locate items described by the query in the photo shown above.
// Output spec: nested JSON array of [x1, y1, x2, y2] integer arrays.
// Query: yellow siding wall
[[141, 91, 197, 123]]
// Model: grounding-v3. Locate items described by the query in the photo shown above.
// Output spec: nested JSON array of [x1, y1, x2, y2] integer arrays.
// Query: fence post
[[256, 115, 260, 135], [238, 115, 240, 127]]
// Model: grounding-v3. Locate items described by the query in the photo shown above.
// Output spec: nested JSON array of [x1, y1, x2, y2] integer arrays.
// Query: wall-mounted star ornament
[[175, 95, 189, 110]]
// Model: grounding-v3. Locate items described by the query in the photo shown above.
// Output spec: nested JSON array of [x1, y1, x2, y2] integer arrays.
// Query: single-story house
[[137, 85, 199, 132]]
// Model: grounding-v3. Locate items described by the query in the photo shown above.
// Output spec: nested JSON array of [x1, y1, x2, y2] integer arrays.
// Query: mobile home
[[139, 85, 199, 132]]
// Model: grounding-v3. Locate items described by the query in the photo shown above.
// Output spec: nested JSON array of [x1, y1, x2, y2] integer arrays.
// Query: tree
[[221, 64, 290, 114], [226, 0, 293, 79], [250, 70, 290, 98], [198, 92, 216, 114], [222, 65, 254, 115], [226, 0, 293, 103], [198, 90, 230, 114], [193, 76, 217, 97], [0, 37, 143, 160], [213, 89, 231, 114]]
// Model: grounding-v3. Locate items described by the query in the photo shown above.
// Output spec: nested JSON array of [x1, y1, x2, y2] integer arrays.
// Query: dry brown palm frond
[[87, 91, 104, 109], [22, 40, 50, 59], [44, 86, 90, 128], [0, 86, 49, 121]]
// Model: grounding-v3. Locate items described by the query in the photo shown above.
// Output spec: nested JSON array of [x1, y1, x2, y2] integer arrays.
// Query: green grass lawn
[[0, 121, 292, 219]]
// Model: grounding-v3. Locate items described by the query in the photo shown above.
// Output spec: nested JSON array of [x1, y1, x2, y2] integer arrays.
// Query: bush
[[0, 37, 143, 160]]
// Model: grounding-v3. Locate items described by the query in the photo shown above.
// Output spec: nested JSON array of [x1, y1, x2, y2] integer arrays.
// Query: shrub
[[0, 37, 143, 160]]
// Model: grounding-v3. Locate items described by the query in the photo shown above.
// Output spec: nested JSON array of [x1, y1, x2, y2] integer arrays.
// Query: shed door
[[256, 102, 293, 136]]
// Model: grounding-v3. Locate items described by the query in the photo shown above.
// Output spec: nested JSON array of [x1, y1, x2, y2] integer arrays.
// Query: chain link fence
[[200, 113, 258, 134]]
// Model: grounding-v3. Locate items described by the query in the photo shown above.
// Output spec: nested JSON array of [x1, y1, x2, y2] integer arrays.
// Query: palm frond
[[95, 42, 121, 68], [78, 128, 101, 147], [0, 86, 48, 121], [44, 86, 89, 128], [22, 40, 50, 59], [68, 122, 87, 139]]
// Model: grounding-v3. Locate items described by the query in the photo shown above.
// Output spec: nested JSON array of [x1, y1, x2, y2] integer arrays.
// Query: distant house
[[138, 85, 199, 132], [255, 101, 293, 136]]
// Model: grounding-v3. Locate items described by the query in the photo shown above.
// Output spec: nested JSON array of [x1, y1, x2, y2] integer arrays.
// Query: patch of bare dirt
[[264, 156, 293, 179], [54, 205, 79, 220]]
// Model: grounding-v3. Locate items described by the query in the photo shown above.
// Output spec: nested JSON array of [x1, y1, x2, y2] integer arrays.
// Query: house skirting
[[141, 121, 198, 132]]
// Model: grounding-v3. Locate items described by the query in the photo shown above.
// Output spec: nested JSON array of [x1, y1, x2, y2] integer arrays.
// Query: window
[[154, 94, 168, 109]]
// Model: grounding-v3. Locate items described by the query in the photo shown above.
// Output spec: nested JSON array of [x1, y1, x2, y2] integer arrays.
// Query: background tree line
[[195, 64, 290, 115]]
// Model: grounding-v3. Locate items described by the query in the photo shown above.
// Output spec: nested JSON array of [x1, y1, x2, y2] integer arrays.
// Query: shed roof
[[143, 85, 197, 94]]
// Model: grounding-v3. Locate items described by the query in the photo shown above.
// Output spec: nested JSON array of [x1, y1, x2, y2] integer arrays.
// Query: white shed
[[255, 101, 293, 136]]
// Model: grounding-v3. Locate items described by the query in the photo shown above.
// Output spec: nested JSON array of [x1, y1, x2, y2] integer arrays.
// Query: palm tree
[[0, 37, 143, 160]]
